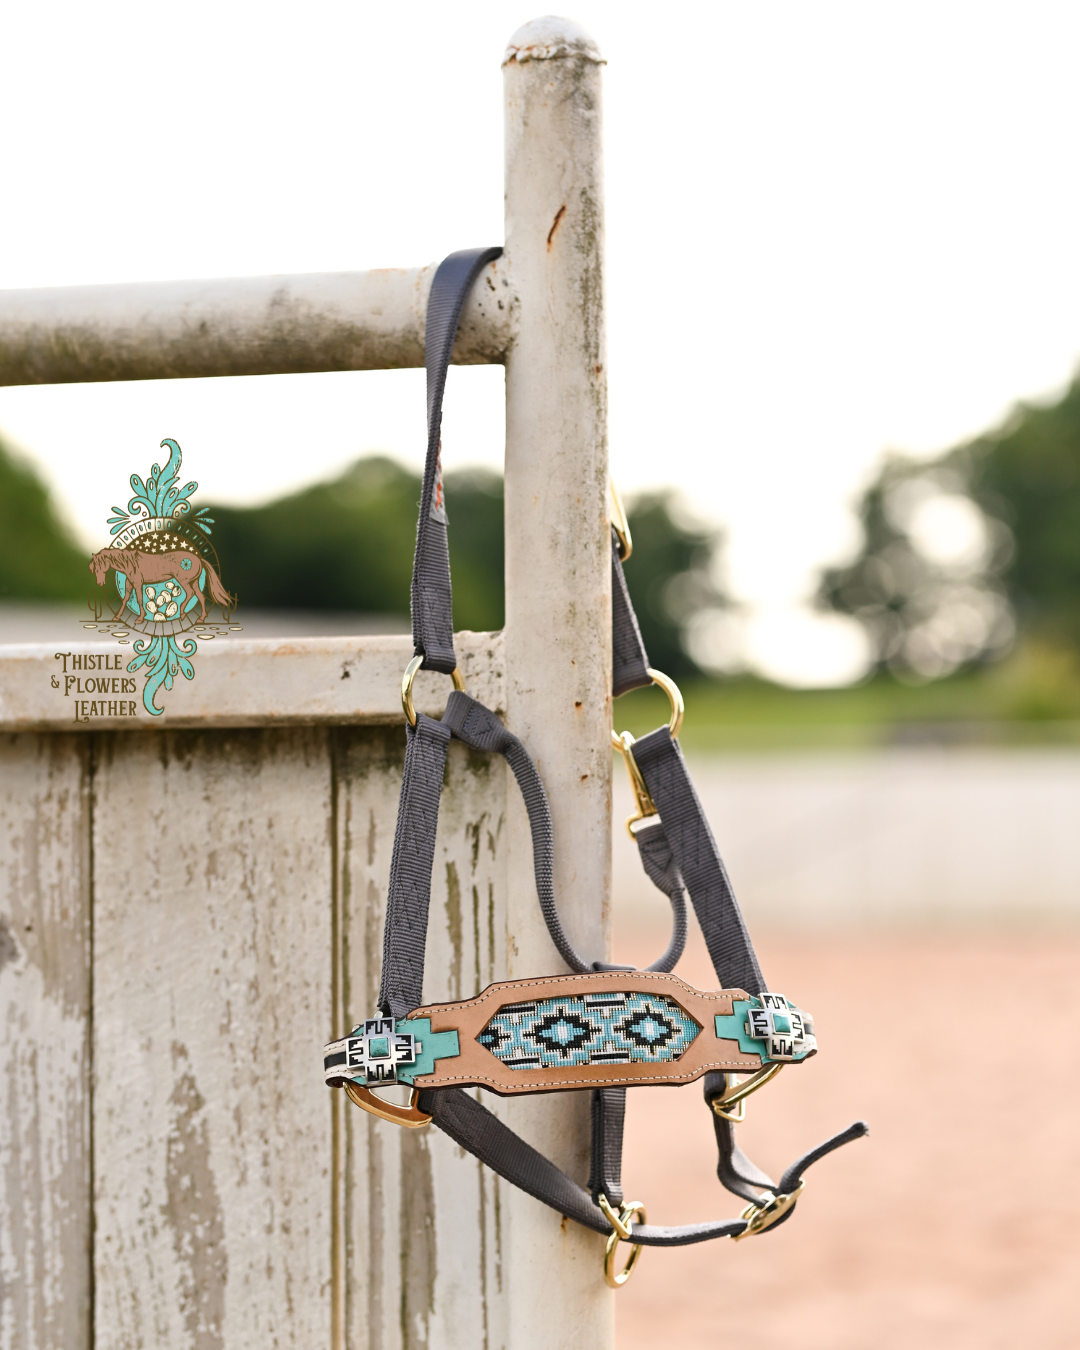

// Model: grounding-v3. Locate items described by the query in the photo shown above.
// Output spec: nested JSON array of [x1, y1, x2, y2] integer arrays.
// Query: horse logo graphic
[[84, 439, 238, 715], [89, 546, 232, 625]]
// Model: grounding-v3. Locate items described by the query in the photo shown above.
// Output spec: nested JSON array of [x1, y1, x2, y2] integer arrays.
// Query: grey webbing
[[377, 694, 589, 1017], [441, 691, 590, 974], [587, 1087, 627, 1206], [611, 532, 763, 991], [708, 1077, 782, 1203], [611, 532, 652, 697], [376, 691, 692, 1012], [411, 246, 504, 675], [630, 727, 766, 996], [631, 820, 689, 973], [374, 667, 870, 1248], [417, 1086, 868, 1246], [372, 246, 867, 1250], [378, 714, 452, 1020]]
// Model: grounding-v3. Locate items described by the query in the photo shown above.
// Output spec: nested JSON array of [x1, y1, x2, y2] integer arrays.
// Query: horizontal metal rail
[[0, 262, 514, 385]]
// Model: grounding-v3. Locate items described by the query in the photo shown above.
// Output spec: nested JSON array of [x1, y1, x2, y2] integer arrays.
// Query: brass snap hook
[[611, 669, 684, 838]]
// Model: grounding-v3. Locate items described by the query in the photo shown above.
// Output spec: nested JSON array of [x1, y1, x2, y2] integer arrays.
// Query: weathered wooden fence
[[0, 17, 615, 1349]]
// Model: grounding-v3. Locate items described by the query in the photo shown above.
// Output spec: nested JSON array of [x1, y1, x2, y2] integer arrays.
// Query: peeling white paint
[[503, 16, 605, 67]]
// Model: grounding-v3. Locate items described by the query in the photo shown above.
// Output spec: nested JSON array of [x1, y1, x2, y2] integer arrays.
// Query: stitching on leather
[[415, 1057, 758, 1089], [413, 972, 746, 1018]]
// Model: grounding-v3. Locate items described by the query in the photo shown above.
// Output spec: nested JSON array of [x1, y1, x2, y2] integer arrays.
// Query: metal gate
[[0, 18, 615, 1349]]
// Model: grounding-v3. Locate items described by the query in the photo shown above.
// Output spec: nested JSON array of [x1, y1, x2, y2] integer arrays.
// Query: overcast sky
[[2, 2, 1079, 683]]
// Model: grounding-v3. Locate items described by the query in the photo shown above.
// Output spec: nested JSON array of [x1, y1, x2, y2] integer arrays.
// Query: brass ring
[[610, 668, 684, 752], [401, 655, 466, 726], [710, 1062, 785, 1118], [712, 1094, 746, 1124], [603, 1200, 647, 1289], [343, 1082, 432, 1129], [647, 668, 684, 739], [597, 1192, 631, 1240], [732, 1179, 805, 1241]]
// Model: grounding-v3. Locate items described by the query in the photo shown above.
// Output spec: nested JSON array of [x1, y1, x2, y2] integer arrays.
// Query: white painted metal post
[[501, 17, 615, 1349]]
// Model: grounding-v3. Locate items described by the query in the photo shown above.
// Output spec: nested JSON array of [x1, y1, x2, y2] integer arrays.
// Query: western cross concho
[[83, 439, 239, 715]]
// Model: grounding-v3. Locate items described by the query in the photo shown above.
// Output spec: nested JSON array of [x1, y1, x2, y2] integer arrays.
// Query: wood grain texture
[[91, 727, 334, 1349], [0, 733, 91, 1350], [333, 728, 510, 1350]]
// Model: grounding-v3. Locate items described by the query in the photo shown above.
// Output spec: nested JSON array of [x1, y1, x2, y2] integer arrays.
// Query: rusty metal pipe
[[0, 262, 514, 385]]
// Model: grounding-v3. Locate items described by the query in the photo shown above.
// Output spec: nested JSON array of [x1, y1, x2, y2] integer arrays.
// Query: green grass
[[612, 645, 1080, 752]]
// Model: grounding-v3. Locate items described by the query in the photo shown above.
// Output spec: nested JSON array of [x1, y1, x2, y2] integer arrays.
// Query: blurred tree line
[[206, 458, 726, 678], [821, 377, 1080, 680], [0, 433, 726, 678], [0, 434, 88, 600], [10, 364, 1080, 689]]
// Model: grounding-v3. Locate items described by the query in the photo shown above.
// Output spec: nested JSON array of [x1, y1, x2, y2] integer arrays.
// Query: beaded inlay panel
[[477, 991, 701, 1070]]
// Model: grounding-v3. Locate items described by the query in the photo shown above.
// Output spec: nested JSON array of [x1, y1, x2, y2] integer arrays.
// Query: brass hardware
[[646, 668, 684, 740], [598, 1192, 632, 1240], [711, 1093, 746, 1124], [401, 655, 466, 727], [602, 1198, 647, 1288], [613, 731, 658, 839], [710, 1062, 785, 1119], [611, 669, 684, 838], [609, 479, 633, 561], [732, 1179, 805, 1241], [610, 668, 684, 753], [343, 1082, 432, 1128]]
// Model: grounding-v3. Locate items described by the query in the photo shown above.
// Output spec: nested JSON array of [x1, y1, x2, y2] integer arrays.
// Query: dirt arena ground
[[612, 922, 1080, 1350]]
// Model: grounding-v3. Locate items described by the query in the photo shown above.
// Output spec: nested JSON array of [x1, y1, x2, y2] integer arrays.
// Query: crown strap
[[410, 247, 503, 674]]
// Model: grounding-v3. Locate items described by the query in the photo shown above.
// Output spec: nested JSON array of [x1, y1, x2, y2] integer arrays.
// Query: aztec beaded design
[[477, 992, 701, 1070]]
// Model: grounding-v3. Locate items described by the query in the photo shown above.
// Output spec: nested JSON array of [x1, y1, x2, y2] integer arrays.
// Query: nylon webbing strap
[[411, 246, 503, 674], [418, 1086, 868, 1246], [441, 691, 591, 973], [710, 1085, 781, 1203], [611, 533, 652, 697], [631, 820, 689, 973], [631, 727, 766, 996], [442, 692, 686, 978], [587, 1087, 627, 1207], [374, 705, 687, 1022], [366, 244, 868, 1254], [378, 714, 451, 1020]]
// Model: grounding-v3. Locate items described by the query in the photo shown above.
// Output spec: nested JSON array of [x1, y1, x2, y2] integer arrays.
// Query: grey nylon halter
[[338, 247, 867, 1248]]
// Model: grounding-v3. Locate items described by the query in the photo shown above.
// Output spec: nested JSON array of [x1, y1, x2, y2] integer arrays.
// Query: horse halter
[[323, 248, 868, 1284]]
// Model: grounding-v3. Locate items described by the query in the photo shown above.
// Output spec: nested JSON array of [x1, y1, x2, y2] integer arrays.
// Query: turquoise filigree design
[[106, 437, 215, 539], [126, 633, 198, 715], [85, 439, 237, 716]]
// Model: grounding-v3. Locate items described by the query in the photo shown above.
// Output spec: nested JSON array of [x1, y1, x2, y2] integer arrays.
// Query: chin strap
[[418, 1086, 868, 1246]]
